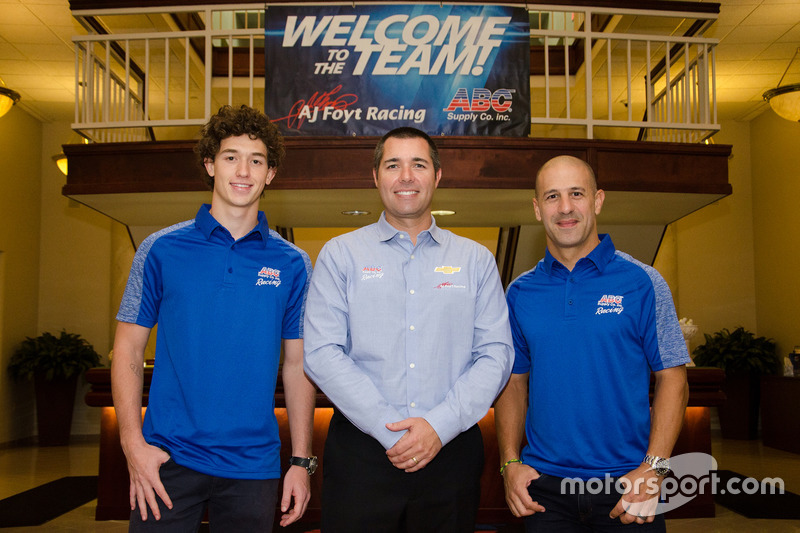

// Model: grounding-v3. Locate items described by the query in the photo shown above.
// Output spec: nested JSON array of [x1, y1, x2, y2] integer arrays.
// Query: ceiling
[[0, 0, 798, 244], [1, 0, 798, 125]]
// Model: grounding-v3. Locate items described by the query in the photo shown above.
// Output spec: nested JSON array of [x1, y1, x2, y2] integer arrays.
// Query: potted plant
[[692, 326, 781, 439], [7, 330, 102, 446]]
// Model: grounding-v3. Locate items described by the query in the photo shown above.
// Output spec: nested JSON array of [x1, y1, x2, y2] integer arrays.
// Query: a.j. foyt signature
[[275, 85, 358, 129]]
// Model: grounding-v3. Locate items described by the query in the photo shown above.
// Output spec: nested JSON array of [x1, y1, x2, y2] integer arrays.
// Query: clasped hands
[[385, 417, 442, 472]]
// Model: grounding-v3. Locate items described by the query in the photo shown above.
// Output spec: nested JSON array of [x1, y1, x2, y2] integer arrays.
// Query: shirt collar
[[376, 211, 443, 244], [542, 233, 616, 274], [195, 204, 271, 248]]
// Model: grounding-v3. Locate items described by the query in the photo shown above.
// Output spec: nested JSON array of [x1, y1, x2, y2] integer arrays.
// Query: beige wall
[[38, 121, 124, 435], [0, 108, 42, 443], [750, 111, 800, 357], [665, 119, 758, 352]]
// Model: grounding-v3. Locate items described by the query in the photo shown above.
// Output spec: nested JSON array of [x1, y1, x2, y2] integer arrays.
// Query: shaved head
[[535, 156, 597, 196]]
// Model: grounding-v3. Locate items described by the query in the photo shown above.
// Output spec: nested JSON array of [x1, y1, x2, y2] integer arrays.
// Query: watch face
[[654, 459, 670, 476], [308, 456, 318, 475]]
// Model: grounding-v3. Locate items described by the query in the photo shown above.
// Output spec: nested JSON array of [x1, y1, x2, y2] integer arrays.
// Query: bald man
[[495, 155, 689, 532]]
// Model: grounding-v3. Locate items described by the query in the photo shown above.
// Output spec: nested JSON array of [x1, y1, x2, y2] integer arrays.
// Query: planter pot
[[33, 372, 79, 446], [718, 373, 760, 440]]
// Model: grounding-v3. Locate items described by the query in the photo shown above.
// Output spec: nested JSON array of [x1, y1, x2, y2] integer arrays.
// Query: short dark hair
[[194, 105, 285, 189], [373, 127, 441, 174]]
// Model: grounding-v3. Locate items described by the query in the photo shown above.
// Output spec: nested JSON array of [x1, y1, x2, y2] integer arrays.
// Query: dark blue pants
[[524, 473, 666, 532], [128, 457, 279, 532], [321, 410, 484, 533]]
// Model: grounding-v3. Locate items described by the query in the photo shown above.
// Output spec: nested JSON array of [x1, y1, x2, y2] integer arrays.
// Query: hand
[[609, 464, 662, 524], [123, 441, 172, 521], [279, 465, 311, 527], [502, 463, 546, 517], [385, 417, 442, 472]]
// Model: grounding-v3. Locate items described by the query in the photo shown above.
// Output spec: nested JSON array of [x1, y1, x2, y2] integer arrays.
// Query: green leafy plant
[[7, 330, 102, 382], [693, 326, 780, 375]]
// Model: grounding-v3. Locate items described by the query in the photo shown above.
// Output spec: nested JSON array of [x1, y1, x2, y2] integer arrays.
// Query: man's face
[[373, 136, 441, 228], [204, 134, 274, 210], [533, 159, 605, 257]]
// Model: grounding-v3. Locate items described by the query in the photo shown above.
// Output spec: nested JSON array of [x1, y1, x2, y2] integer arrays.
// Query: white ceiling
[[1, 0, 798, 125]]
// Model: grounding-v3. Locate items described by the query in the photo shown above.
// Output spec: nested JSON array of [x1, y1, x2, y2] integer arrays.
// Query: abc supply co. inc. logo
[[559, 452, 785, 515], [443, 88, 514, 123]]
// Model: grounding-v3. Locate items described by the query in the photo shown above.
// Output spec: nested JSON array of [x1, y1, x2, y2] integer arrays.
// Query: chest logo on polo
[[596, 294, 624, 315], [434, 266, 461, 274], [361, 266, 383, 280], [256, 267, 281, 287]]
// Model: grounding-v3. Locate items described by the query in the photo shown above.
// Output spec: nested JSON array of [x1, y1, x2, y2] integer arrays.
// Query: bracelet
[[500, 458, 523, 475]]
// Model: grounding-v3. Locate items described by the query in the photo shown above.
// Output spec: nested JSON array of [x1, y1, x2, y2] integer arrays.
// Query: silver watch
[[643, 454, 670, 476]]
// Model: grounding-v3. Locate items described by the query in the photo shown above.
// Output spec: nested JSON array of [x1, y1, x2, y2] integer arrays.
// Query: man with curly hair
[[112, 105, 316, 532]]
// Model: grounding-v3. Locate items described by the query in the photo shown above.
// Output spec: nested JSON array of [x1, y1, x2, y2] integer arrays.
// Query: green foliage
[[692, 326, 781, 375], [7, 330, 102, 382]]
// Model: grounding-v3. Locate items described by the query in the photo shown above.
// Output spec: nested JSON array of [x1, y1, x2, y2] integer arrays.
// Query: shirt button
[[228, 268, 233, 273], [410, 254, 415, 259], [399, 234, 405, 239], [409, 325, 415, 331], [410, 402, 416, 408], [568, 299, 573, 305], [409, 289, 415, 295], [409, 363, 415, 369]]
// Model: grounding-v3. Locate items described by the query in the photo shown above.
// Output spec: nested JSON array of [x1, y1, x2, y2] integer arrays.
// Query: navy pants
[[128, 457, 279, 532], [524, 473, 666, 532]]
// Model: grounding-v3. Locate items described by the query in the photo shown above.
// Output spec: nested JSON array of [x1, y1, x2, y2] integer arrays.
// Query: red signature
[[274, 85, 358, 129]]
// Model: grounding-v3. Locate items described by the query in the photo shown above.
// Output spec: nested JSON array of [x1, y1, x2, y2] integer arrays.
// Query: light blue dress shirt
[[304, 213, 513, 450]]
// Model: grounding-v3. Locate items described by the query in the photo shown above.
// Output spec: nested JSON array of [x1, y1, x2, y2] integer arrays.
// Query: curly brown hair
[[194, 105, 285, 189]]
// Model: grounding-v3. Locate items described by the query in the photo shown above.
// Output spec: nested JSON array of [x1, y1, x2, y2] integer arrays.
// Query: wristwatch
[[289, 455, 318, 475], [642, 454, 671, 476]]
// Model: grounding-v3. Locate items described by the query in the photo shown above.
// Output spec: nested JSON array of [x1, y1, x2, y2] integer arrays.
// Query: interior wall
[[0, 107, 42, 444], [37, 121, 118, 436], [750, 111, 800, 357], [669, 119, 758, 345]]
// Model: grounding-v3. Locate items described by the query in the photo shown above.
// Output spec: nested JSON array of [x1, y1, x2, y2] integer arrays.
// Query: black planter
[[718, 373, 760, 440], [33, 372, 78, 446]]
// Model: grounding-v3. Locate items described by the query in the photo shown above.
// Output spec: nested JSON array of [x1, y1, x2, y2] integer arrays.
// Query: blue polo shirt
[[117, 204, 311, 479], [505, 234, 689, 480]]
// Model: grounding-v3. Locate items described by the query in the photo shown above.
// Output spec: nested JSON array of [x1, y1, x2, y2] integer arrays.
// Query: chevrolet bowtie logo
[[435, 266, 461, 274]]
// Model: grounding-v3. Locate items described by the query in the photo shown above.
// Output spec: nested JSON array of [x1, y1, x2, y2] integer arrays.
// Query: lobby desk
[[85, 366, 724, 522]]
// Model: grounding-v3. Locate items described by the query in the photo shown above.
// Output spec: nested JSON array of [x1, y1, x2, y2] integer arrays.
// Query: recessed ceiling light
[[432, 210, 456, 216], [341, 210, 371, 216]]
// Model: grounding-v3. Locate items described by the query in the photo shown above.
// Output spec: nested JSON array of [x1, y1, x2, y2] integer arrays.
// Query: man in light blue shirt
[[304, 127, 513, 532]]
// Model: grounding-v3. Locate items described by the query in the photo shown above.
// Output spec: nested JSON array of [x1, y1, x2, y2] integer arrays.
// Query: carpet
[[0, 475, 97, 527], [714, 470, 800, 519]]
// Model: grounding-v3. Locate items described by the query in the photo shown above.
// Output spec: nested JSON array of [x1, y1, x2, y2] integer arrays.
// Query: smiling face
[[533, 156, 605, 267], [204, 134, 275, 215], [373, 135, 442, 234]]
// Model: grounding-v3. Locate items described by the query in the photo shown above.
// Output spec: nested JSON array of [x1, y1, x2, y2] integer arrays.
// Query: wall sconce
[[52, 153, 68, 176], [0, 85, 21, 118], [763, 47, 800, 122]]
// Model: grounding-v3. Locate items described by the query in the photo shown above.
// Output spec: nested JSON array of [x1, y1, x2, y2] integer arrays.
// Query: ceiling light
[[341, 210, 371, 216], [763, 47, 800, 122], [52, 153, 68, 176], [431, 210, 456, 216], [0, 86, 21, 118]]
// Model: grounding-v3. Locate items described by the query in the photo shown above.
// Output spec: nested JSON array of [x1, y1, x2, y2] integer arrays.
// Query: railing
[[71, 3, 719, 143]]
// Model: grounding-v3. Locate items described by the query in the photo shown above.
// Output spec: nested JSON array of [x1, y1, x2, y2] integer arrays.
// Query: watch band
[[289, 455, 318, 475], [642, 454, 670, 476]]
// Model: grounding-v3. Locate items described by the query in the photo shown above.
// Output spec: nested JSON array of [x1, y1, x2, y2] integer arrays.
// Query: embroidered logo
[[435, 281, 466, 290], [361, 266, 383, 280], [434, 266, 461, 274], [256, 267, 281, 287], [596, 294, 624, 315]]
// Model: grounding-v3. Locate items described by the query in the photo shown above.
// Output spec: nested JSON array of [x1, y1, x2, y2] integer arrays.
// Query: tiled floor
[[1, 432, 799, 532]]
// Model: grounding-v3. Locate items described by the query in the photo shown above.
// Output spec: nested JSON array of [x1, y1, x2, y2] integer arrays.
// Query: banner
[[265, 4, 530, 136]]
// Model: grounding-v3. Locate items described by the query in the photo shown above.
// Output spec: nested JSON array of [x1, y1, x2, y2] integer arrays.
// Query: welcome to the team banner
[[265, 4, 530, 136]]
